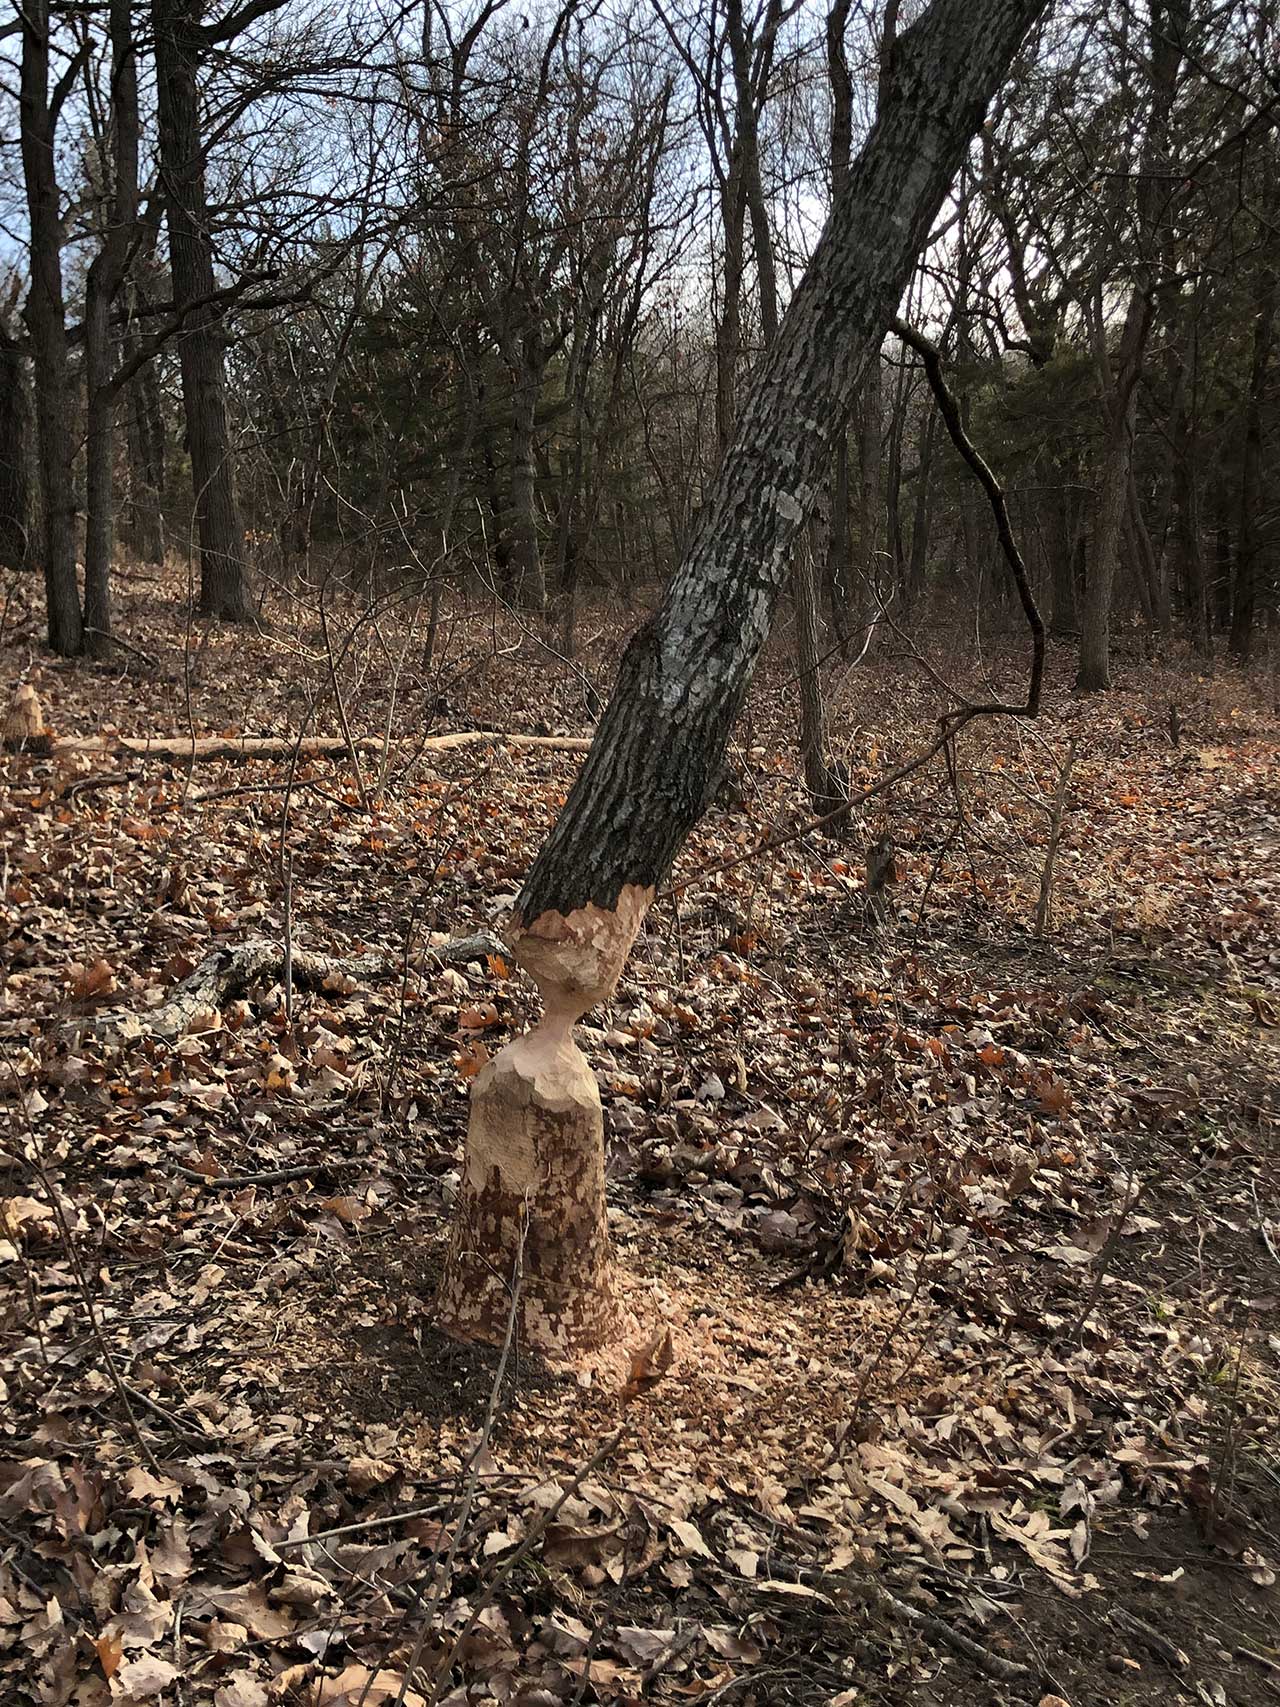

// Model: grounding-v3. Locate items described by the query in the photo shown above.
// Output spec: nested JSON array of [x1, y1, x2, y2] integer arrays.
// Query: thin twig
[[173, 1160, 372, 1188], [282, 852, 295, 1024]]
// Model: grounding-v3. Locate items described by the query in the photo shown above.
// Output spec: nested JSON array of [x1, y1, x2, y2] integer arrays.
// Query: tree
[[436, 0, 1050, 1356], [82, 0, 142, 654], [1230, 257, 1276, 661], [151, 0, 285, 620], [0, 299, 32, 573], [1076, 0, 1189, 691], [18, 0, 84, 656]]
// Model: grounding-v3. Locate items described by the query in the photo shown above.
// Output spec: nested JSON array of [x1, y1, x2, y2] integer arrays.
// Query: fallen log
[[77, 930, 504, 1042], [62, 940, 383, 1043], [49, 730, 592, 763]]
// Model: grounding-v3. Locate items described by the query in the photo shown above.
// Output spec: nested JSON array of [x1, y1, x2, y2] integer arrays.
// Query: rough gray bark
[[83, 0, 142, 655], [508, 358, 545, 611], [19, 0, 83, 656], [823, 0, 855, 648], [516, 0, 1049, 926], [152, 0, 250, 620], [0, 318, 32, 572]]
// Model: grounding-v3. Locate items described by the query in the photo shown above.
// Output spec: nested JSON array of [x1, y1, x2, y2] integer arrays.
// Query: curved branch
[[891, 316, 1045, 716]]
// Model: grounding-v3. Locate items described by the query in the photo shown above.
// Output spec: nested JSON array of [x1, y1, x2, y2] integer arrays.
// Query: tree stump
[[435, 888, 650, 1358]]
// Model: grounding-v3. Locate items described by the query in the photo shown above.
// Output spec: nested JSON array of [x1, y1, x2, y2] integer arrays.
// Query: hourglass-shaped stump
[[435, 886, 650, 1358]]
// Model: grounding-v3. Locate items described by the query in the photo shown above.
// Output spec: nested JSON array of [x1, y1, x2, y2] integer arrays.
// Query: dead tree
[[435, 0, 1051, 1356]]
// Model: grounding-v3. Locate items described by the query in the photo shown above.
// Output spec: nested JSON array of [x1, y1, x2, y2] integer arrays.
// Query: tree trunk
[[714, 167, 747, 460], [0, 322, 32, 572], [508, 359, 545, 613], [825, 431, 854, 649], [436, 0, 1050, 1356], [905, 404, 938, 606], [1048, 480, 1078, 637], [1077, 340, 1140, 691], [125, 297, 167, 564], [19, 0, 83, 656], [1230, 264, 1276, 662], [792, 535, 839, 807], [824, 0, 855, 650], [152, 0, 248, 620], [83, 0, 141, 656], [857, 360, 883, 623], [1076, 0, 1185, 690]]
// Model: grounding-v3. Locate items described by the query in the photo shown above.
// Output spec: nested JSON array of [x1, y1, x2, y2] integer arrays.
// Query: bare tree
[[151, 0, 288, 620], [437, 0, 1051, 1354]]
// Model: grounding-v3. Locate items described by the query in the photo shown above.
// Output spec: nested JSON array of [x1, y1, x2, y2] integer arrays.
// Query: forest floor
[[2, 564, 1279, 1707]]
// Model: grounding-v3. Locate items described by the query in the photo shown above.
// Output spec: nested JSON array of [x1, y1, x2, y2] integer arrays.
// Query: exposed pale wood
[[436, 889, 650, 1355], [49, 729, 592, 763]]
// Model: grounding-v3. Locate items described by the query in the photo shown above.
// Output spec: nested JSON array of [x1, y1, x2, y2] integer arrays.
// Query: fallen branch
[[173, 1160, 373, 1189], [81, 929, 506, 1043], [87, 940, 384, 1041], [869, 1580, 1039, 1686], [50, 729, 593, 763]]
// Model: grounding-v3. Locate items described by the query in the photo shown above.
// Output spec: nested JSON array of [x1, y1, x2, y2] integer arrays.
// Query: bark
[[793, 534, 839, 809], [825, 432, 854, 648], [0, 322, 32, 572], [508, 355, 545, 612], [1127, 472, 1165, 629], [1230, 264, 1276, 662], [905, 404, 938, 607], [19, 0, 83, 656], [857, 357, 883, 623], [152, 0, 249, 620], [437, 0, 1050, 1355], [125, 293, 168, 563], [1048, 481, 1078, 636], [83, 0, 142, 655], [1077, 306, 1144, 692], [1076, 0, 1186, 691], [714, 162, 747, 458], [823, 0, 855, 648]]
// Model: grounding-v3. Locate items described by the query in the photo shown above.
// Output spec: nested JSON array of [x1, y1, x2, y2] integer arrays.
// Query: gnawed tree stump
[[436, 888, 650, 1356]]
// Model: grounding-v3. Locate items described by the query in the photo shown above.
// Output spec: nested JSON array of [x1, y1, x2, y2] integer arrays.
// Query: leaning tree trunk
[[152, 0, 248, 620], [436, 0, 1050, 1356], [19, 0, 82, 657]]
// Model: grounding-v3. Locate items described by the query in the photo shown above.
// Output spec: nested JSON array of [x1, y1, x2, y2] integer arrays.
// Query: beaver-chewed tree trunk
[[436, 0, 1049, 1359]]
